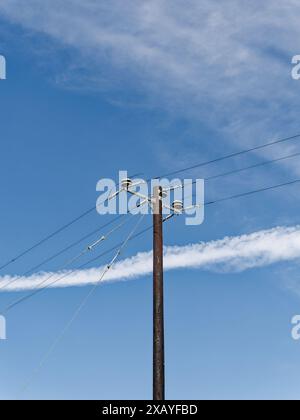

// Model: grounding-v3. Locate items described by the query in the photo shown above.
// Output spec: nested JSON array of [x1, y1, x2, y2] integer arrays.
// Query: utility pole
[[109, 177, 196, 399], [153, 186, 165, 401]]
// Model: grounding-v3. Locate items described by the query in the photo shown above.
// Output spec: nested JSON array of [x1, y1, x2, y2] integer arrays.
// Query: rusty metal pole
[[153, 186, 165, 401]]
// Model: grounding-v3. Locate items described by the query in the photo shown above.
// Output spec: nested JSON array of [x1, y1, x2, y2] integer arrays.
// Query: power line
[[4, 175, 300, 314], [0, 173, 142, 273], [2, 217, 130, 294], [22, 194, 153, 277], [205, 177, 300, 206], [1, 132, 300, 275], [0, 206, 95, 272], [17, 214, 145, 399], [23, 193, 154, 276], [19, 149, 299, 282], [156, 133, 300, 179], [167, 150, 300, 191], [23, 192, 154, 277], [2, 217, 136, 311], [13, 149, 300, 278], [23, 215, 124, 277], [7, 153, 300, 399], [3, 224, 153, 314], [206, 151, 300, 182]]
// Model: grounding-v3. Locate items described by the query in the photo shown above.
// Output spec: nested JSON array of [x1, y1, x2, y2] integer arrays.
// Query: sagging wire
[[16, 214, 145, 400]]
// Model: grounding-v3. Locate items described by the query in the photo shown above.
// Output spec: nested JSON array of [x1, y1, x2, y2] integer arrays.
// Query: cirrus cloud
[[1, 1, 300, 171]]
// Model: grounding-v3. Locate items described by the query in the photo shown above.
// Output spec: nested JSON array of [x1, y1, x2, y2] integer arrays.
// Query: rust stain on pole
[[153, 186, 165, 401]]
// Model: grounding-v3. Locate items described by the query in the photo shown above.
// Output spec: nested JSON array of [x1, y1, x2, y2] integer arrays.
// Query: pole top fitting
[[121, 178, 133, 190]]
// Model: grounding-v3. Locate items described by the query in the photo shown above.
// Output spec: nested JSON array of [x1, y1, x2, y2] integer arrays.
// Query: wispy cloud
[[1, 225, 300, 292], [1, 1, 300, 170]]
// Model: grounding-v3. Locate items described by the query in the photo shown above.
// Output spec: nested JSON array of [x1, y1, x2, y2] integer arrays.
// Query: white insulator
[[172, 200, 184, 213]]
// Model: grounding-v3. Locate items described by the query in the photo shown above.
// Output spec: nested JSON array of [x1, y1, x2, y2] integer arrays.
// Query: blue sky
[[1, 1, 300, 400]]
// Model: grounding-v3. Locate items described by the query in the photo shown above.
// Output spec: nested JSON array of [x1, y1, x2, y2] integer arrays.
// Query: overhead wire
[[166, 150, 300, 192], [0, 173, 142, 273], [1, 216, 134, 308], [2, 223, 153, 314], [17, 214, 145, 399], [155, 133, 300, 179], [3, 174, 300, 313], [8, 147, 300, 278], [22, 215, 124, 277], [6, 134, 300, 397], [2, 134, 300, 273]]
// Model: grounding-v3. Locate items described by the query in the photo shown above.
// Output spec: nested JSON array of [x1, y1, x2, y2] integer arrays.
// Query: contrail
[[1, 225, 300, 292]]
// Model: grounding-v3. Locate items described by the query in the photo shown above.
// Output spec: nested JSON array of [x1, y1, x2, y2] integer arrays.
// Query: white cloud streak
[[1, 225, 300, 292]]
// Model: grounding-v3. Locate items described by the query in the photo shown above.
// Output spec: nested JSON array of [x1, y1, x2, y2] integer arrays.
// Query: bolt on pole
[[153, 186, 165, 401]]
